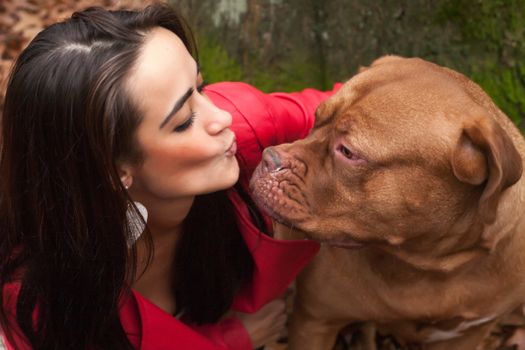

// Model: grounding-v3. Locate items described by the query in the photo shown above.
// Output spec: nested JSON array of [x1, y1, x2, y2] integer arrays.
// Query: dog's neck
[[372, 184, 524, 275], [373, 242, 487, 275]]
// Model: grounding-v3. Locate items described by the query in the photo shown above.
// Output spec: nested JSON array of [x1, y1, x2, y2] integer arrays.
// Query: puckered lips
[[225, 137, 237, 157]]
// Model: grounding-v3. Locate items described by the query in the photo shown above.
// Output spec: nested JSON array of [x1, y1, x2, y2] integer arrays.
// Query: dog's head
[[250, 56, 523, 270]]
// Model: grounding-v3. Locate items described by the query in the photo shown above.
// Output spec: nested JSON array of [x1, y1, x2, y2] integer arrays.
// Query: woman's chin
[[223, 160, 240, 187], [208, 160, 240, 193]]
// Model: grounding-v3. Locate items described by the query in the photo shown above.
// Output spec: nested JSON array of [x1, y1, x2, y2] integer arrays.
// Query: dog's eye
[[338, 145, 355, 159], [335, 143, 366, 164]]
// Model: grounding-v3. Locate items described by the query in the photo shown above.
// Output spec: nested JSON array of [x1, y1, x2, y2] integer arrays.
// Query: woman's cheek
[[169, 144, 220, 165]]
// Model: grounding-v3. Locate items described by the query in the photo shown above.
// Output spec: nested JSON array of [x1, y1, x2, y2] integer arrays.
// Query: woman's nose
[[201, 96, 232, 134]]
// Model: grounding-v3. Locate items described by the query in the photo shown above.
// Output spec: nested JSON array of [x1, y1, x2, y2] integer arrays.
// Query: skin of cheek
[[135, 139, 241, 199]]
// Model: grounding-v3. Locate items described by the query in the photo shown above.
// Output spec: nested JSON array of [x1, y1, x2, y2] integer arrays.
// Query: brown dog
[[250, 56, 525, 350]]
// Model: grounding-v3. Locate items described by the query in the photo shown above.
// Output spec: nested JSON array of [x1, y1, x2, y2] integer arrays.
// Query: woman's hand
[[234, 298, 287, 349]]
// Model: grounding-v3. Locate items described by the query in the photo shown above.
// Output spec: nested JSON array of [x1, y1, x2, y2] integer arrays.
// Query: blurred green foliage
[[438, 0, 525, 129], [186, 0, 525, 131], [197, 37, 243, 83], [198, 37, 321, 92]]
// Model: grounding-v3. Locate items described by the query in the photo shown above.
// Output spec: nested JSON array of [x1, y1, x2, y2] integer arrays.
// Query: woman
[[0, 4, 339, 349]]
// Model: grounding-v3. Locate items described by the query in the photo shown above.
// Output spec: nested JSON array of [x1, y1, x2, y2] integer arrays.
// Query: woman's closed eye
[[173, 112, 195, 132]]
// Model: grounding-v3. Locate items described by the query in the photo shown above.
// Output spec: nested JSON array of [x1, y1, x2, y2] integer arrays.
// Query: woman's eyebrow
[[159, 87, 194, 129], [159, 64, 200, 129]]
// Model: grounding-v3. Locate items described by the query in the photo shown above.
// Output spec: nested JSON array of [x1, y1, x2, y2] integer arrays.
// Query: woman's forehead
[[132, 27, 196, 85], [126, 27, 197, 124]]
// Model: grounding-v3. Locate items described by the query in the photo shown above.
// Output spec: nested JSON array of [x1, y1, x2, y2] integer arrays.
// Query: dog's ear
[[452, 116, 522, 224]]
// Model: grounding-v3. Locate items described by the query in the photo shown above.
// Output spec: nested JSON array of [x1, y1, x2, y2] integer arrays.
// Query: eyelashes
[[197, 81, 207, 93], [173, 112, 195, 132]]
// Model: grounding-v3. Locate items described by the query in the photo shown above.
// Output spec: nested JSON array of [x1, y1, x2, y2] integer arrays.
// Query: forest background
[[1, 0, 524, 131]]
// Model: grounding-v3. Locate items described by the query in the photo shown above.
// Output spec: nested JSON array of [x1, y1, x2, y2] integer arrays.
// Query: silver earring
[[126, 201, 148, 246]]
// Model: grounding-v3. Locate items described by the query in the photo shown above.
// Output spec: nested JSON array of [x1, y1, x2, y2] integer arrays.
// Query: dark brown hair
[[0, 4, 253, 349]]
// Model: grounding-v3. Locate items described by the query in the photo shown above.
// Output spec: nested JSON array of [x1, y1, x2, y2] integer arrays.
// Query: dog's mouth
[[250, 161, 311, 225], [253, 193, 293, 226], [251, 161, 367, 250], [325, 238, 365, 249], [304, 231, 366, 249], [254, 190, 367, 249], [272, 217, 367, 250], [251, 148, 368, 250]]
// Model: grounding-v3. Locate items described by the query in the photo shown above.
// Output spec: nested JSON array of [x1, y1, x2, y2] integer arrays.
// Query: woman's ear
[[118, 164, 134, 190]]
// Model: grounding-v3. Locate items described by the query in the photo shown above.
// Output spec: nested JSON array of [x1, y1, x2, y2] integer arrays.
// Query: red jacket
[[2, 82, 340, 350]]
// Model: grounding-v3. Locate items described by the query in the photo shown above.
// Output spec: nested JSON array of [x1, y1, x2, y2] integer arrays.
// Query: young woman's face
[[125, 27, 239, 200]]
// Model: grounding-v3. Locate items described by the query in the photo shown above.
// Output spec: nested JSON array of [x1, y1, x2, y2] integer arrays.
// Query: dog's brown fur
[[250, 56, 525, 350]]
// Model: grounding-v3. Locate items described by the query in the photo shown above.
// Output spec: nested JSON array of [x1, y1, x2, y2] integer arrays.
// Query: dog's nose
[[262, 147, 283, 172]]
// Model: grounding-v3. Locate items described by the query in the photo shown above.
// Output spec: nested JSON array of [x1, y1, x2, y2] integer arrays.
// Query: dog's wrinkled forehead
[[344, 59, 469, 112], [316, 57, 484, 143]]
